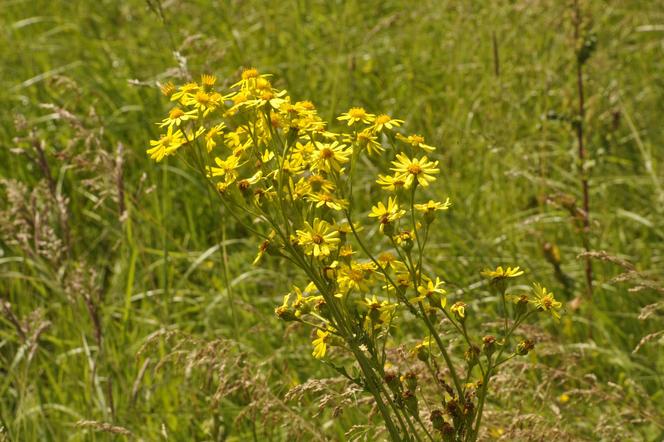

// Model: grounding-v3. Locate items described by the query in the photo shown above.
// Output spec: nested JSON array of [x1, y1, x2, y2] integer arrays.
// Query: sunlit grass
[[1, 0, 663, 440]]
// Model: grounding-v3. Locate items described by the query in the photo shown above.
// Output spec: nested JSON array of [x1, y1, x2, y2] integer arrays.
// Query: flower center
[[169, 107, 185, 119], [348, 107, 367, 119], [411, 135, 425, 144], [407, 164, 422, 175], [196, 91, 210, 105], [312, 234, 325, 244], [320, 147, 334, 159], [375, 114, 391, 125], [242, 68, 259, 80]]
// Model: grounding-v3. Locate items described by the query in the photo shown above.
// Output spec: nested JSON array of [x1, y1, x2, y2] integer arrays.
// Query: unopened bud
[[402, 390, 418, 416], [430, 410, 445, 432], [275, 305, 297, 322], [403, 371, 418, 391], [465, 345, 480, 367], [516, 339, 535, 356], [384, 370, 402, 394], [482, 335, 497, 357]]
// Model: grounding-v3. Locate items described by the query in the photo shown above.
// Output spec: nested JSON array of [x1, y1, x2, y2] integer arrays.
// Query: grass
[[1, 0, 663, 440]]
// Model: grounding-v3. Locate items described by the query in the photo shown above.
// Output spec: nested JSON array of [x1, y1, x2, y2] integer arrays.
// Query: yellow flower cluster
[[148, 70, 562, 441]]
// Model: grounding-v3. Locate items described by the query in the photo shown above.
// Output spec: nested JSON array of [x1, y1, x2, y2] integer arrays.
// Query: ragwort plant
[[146, 69, 563, 441]]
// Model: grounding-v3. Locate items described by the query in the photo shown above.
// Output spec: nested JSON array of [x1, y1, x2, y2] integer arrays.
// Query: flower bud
[[450, 302, 466, 322], [482, 335, 497, 357], [440, 422, 455, 442], [275, 305, 297, 322], [514, 294, 529, 318], [430, 410, 445, 432], [403, 371, 418, 391], [382, 221, 395, 236], [416, 344, 429, 362], [315, 299, 329, 318], [464, 345, 480, 367], [368, 307, 382, 324], [384, 370, 402, 394], [402, 390, 418, 416], [516, 339, 535, 356], [322, 265, 337, 281]]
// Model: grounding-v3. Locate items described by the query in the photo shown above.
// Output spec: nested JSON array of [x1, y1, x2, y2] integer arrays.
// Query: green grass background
[[1, 0, 663, 440]]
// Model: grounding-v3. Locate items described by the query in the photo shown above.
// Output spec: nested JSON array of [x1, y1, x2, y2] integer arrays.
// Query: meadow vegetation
[[1, 0, 663, 440]]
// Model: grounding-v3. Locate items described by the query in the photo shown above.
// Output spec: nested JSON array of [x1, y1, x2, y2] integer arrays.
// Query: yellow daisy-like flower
[[204, 122, 227, 152], [396, 134, 436, 152], [296, 218, 340, 258], [159, 107, 199, 128], [369, 196, 406, 233], [450, 301, 467, 319], [207, 155, 243, 182], [311, 141, 351, 173], [414, 198, 452, 213], [184, 90, 223, 116], [354, 130, 384, 156], [412, 276, 447, 307], [307, 192, 348, 211], [361, 294, 396, 326], [480, 266, 525, 280], [376, 174, 406, 192], [170, 82, 199, 102], [530, 283, 563, 320], [390, 153, 440, 188], [147, 125, 186, 162], [337, 107, 375, 126], [312, 329, 331, 359], [338, 261, 374, 293], [200, 73, 217, 87], [371, 114, 404, 132]]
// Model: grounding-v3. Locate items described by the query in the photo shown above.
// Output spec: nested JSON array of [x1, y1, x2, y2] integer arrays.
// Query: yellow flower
[[200, 74, 217, 87], [296, 218, 340, 258], [450, 301, 467, 319], [530, 283, 562, 319], [312, 329, 331, 359], [207, 155, 243, 182], [396, 134, 435, 152], [159, 107, 199, 128], [311, 141, 351, 173], [307, 192, 348, 211], [147, 125, 186, 162], [413, 277, 447, 307], [390, 153, 439, 188], [231, 67, 269, 90], [160, 81, 176, 97], [371, 114, 404, 132], [337, 107, 375, 126], [376, 174, 407, 192], [351, 130, 384, 156], [184, 90, 223, 116], [171, 82, 199, 102], [480, 266, 525, 280], [204, 122, 227, 152], [369, 197, 406, 233], [361, 294, 396, 327], [414, 198, 451, 213], [337, 261, 376, 293]]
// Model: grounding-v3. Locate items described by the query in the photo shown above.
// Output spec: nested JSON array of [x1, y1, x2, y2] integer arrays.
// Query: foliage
[[1, 0, 663, 440]]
